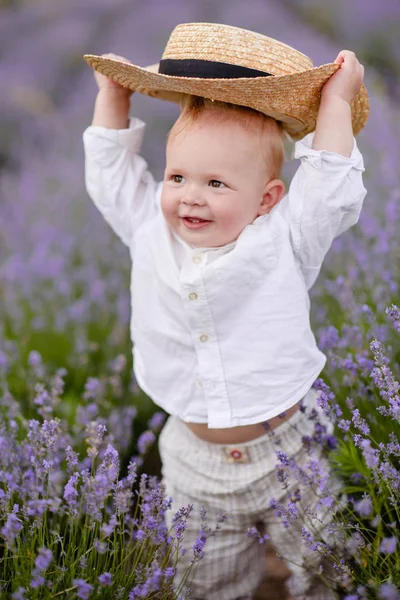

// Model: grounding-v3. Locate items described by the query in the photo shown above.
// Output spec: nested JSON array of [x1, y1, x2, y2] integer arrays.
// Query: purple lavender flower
[[378, 582, 399, 600], [313, 378, 342, 419], [338, 419, 351, 432], [33, 386, 50, 407], [192, 529, 207, 561], [146, 566, 163, 592], [385, 304, 400, 333], [352, 409, 370, 436], [360, 439, 380, 469], [98, 444, 120, 483], [147, 411, 166, 431], [318, 495, 334, 509], [85, 421, 107, 459], [318, 325, 339, 350], [34, 547, 53, 572], [325, 434, 338, 449], [73, 578, 93, 599], [28, 350, 42, 367], [1, 505, 22, 547], [65, 445, 79, 469], [63, 473, 80, 511], [94, 539, 107, 554], [270, 499, 298, 527], [83, 377, 103, 400], [30, 575, 45, 589], [354, 494, 373, 517], [379, 536, 397, 554], [76, 403, 99, 426], [301, 527, 320, 552], [370, 515, 382, 528], [107, 406, 137, 451], [11, 588, 27, 600], [137, 430, 156, 455], [110, 354, 127, 374], [0, 349, 8, 371], [101, 514, 117, 537], [135, 529, 146, 542], [346, 531, 365, 556], [276, 466, 289, 488], [370, 339, 400, 421], [276, 450, 290, 466], [85, 472, 112, 522], [98, 572, 113, 586], [114, 481, 133, 516], [247, 526, 270, 545], [127, 459, 137, 484]]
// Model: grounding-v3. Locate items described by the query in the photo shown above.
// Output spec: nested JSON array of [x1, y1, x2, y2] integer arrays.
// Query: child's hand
[[94, 53, 133, 94], [91, 53, 133, 127], [321, 50, 364, 105]]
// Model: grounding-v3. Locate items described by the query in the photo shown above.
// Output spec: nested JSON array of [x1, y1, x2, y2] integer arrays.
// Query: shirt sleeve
[[83, 117, 161, 247], [283, 131, 367, 290]]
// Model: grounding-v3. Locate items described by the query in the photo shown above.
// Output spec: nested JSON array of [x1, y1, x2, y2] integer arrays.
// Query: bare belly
[[181, 402, 301, 444]]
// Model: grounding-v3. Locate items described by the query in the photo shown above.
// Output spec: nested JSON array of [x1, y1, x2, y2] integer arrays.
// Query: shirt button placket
[[189, 256, 209, 344], [186, 250, 226, 424]]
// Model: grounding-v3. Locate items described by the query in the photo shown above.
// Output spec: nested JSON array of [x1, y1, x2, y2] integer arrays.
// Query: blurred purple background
[[1, 0, 399, 376], [1, 0, 399, 175]]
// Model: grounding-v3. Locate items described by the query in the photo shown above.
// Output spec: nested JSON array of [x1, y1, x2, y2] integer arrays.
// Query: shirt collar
[[171, 230, 236, 264]]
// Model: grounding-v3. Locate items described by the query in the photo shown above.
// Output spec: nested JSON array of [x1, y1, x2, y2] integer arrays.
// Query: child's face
[[161, 111, 283, 248]]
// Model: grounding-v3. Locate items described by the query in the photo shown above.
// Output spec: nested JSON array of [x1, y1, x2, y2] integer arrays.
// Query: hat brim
[[84, 54, 369, 140]]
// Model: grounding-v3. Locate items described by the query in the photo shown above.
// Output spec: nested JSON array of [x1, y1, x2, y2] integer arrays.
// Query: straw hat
[[84, 22, 369, 140]]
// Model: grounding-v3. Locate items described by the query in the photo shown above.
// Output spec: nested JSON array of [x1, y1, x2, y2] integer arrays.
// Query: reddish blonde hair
[[169, 95, 285, 179]]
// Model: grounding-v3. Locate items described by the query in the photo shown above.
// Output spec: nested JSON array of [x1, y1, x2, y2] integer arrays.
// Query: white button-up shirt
[[83, 118, 366, 428]]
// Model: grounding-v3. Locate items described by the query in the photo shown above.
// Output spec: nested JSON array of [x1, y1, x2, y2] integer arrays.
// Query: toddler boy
[[83, 23, 367, 599]]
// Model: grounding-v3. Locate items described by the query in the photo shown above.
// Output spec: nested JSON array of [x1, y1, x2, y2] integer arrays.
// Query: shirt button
[[199, 334, 209, 343], [230, 449, 242, 460], [189, 292, 198, 301], [192, 255, 202, 264]]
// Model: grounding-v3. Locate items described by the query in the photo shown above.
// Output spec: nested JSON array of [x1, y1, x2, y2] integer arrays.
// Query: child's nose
[[182, 185, 206, 205]]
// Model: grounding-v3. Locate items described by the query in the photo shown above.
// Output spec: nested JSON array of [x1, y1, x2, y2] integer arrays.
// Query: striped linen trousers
[[158, 388, 339, 600]]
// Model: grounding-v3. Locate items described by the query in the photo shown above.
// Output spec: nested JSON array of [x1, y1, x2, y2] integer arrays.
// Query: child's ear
[[258, 179, 285, 215]]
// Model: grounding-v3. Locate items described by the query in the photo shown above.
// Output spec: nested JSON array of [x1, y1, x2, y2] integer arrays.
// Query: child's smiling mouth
[[182, 217, 213, 230]]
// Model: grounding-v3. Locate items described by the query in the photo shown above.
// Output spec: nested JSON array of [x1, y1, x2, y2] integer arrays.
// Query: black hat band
[[159, 58, 272, 79]]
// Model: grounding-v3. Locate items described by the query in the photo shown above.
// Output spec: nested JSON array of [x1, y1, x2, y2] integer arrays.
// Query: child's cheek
[[217, 205, 245, 234], [160, 191, 176, 224]]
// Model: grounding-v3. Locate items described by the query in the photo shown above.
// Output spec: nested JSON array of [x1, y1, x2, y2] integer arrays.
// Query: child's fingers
[[94, 53, 132, 91], [334, 52, 345, 66], [323, 50, 364, 103], [334, 50, 364, 82], [334, 50, 356, 66]]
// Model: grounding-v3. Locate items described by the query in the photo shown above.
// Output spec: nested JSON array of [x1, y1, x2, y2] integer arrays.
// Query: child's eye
[[209, 180, 225, 188], [171, 174, 184, 183]]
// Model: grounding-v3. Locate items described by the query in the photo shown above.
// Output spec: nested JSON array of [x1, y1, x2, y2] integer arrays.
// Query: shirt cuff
[[83, 117, 146, 154], [294, 131, 365, 171]]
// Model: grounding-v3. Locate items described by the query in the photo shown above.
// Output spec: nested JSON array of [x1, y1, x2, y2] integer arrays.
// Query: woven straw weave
[[84, 22, 369, 139]]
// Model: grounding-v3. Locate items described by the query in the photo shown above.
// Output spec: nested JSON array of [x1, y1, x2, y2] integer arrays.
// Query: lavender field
[[1, 1, 400, 598]]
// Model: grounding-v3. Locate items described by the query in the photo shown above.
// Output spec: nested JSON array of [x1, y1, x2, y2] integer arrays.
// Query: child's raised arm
[[281, 51, 367, 290], [83, 54, 161, 248], [92, 53, 133, 129], [312, 50, 364, 157]]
